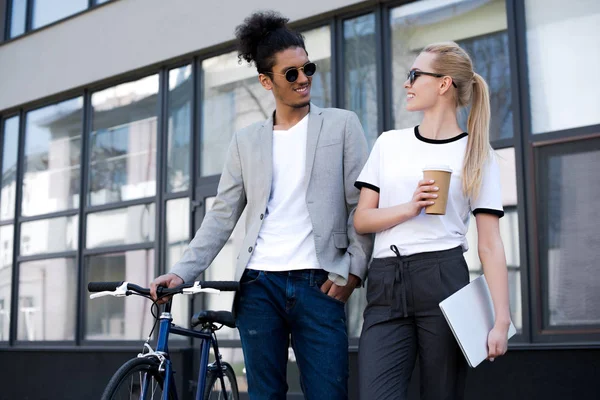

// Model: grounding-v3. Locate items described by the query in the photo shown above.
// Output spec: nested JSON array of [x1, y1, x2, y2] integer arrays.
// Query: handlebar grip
[[197, 281, 240, 292], [88, 281, 124, 293]]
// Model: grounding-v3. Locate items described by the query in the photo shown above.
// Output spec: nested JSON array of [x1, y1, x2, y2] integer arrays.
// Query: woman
[[354, 42, 511, 400]]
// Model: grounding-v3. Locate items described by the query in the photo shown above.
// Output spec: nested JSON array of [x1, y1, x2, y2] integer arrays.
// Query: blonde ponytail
[[422, 42, 492, 198]]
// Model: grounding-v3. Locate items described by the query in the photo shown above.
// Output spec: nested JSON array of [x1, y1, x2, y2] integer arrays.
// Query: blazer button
[[260, 214, 264, 220], [248, 246, 253, 253]]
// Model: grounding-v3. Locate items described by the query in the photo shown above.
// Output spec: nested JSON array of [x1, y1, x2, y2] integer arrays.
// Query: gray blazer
[[171, 104, 373, 284]]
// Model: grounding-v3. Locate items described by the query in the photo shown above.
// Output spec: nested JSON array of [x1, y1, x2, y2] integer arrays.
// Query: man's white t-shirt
[[247, 114, 321, 271], [355, 126, 504, 259]]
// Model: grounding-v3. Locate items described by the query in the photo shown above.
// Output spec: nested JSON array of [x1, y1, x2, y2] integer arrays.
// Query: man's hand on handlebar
[[150, 273, 184, 304]]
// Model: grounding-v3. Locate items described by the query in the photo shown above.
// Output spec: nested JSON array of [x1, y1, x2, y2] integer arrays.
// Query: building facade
[[0, 0, 599, 399]]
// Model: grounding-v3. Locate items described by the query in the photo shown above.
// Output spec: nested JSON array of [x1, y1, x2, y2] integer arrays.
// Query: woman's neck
[[419, 105, 463, 140]]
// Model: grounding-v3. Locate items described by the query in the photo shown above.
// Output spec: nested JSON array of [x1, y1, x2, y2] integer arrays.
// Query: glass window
[[167, 66, 192, 193], [201, 26, 332, 177], [540, 140, 600, 327], [302, 26, 333, 109], [200, 196, 245, 340], [17, 258, 76, 341], [390, 0, 512, 141], [86, 203, 155, 248], [90, 75, 159, 206], [166, 198, 190, 331], [9, 0, 27, 38], [85, 250, 154, 340], [20, 215, 78, 256], [0, 225, 14, 341], [31, 0, 87, 30], [526, 1, 600, 134], [344, 14, 378, 148], [1, 116, 19, 221], [22, 98, 83, 217], [464, 148, 522, 331]]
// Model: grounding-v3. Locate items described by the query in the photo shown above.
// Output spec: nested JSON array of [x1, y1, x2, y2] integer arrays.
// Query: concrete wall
[[0, 0, 364, 112]]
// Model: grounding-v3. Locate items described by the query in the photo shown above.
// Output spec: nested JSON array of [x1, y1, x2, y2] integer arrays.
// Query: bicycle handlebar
[[87, 280, 240, 297]]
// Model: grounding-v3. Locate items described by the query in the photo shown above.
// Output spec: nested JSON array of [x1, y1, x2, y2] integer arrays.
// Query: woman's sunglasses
[[407, 70, 457, 88], [264, 62, 317, 83]]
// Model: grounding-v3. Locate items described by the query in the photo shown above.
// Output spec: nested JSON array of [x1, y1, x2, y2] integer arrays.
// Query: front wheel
[[101, 357, 176, 400], [203, 362, 239, 400]]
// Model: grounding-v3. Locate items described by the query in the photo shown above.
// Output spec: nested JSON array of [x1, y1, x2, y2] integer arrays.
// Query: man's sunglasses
[[264, 62, 317, 83], [407, 70, 457, 88]]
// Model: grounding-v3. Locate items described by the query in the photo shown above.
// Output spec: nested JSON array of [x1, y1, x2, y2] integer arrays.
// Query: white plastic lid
[[423, 164, 453, 173]]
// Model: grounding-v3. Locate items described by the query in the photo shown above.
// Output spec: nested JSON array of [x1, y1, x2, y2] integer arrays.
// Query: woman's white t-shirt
[[355, 126, 504, 259]]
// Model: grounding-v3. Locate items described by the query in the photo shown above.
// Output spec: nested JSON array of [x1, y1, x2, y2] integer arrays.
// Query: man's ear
[[259, 74, 273, 91]]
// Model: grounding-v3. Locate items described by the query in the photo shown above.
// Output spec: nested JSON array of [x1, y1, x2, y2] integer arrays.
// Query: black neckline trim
[[414, 126, 468, 144]]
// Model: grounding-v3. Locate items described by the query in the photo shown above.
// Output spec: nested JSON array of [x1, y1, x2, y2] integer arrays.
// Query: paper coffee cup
[[423, 165, 453, 215]]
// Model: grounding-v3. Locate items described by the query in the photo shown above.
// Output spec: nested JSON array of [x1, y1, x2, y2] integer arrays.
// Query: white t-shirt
[[355, 126, 504, 259], [247, 114, 321, 271]]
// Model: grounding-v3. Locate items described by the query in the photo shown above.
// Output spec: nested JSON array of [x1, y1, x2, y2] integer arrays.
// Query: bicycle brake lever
[[89, 282, 129, 299]]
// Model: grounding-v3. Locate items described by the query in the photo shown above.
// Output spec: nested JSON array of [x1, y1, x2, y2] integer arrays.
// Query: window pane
[[201, 52, 274, 176], [31, 0, 87, 30], [344, 14, 378, 148], [87, 203, 155, 248], [391, 0, 512, 141], [526, 1, 600, 133], [0, 225, 14, 341], [23, 98, 82, 217], [20, 215, 78, 256], [543, 143, 600, 327], [167, 66, 192, 193], [17, 258, 76, 341], [85, 250, 154, 340], [200, 196, 245, 340], [2, 116, 19, 221], [9, 0, 27, 38], [302, 26, 332, 108], [166, 198, 190, 332], [90, 75, 159, 206]]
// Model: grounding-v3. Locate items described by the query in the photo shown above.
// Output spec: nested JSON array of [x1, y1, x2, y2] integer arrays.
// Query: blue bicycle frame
[[143, 303, 229, 400]]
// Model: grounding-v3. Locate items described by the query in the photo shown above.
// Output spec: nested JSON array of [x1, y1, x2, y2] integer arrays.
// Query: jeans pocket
[[240, 269, 263, 285]]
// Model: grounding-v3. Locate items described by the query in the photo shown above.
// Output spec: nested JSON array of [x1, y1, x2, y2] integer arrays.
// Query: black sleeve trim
[[354, 181, 380, 193], [472, 208, 504, 218]]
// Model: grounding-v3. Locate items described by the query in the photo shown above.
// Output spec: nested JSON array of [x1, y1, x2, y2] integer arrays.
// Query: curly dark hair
[[235, 11, 306, 74]]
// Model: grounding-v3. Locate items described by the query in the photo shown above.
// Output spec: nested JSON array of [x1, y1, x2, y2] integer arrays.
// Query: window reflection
[[20, 215, 78, 256], [2, 116, 19, 221], [31, 0, 87, 30], [166, 198, 190, 332], [344, 14, 378, 148], [90, 75, 159, 206], [167, 66, 192, 193], [85, 250, 155, 340], [390, 0, 512, 141], [87, 203, 155, 248], [0, 225, 14, 341], [17, 258, 76, 341], [9, 0, 27, 38], [23, 98, 83, 217], [542, 143, 600, 327]]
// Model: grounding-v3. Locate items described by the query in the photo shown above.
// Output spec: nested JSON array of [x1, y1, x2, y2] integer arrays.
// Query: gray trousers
[[358, 246, 469, 400]]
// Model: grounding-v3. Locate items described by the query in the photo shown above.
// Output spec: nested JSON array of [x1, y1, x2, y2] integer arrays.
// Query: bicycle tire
[[202, 362, 239, 400], [101, 357, 176, 400]]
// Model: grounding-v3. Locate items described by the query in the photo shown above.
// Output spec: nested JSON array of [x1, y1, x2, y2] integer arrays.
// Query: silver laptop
[[439, 275, 516, 368]]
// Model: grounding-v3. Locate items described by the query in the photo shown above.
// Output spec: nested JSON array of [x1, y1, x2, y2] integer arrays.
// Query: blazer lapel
[[257, 113, 274, 200], [305, 103, 323, 187]]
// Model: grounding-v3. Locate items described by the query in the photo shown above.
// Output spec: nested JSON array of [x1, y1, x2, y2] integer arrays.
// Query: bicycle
[[88, 279, 241, 400]]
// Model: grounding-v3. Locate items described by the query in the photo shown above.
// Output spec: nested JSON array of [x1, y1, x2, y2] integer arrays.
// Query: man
[[151, 10, 372, 400]]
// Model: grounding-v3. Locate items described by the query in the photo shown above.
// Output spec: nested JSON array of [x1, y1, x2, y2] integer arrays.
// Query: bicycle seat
[[192, 310, 236, 328]]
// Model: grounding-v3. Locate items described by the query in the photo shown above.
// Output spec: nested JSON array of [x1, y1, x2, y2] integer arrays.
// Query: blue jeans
[[235, 269, 349, 400]]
